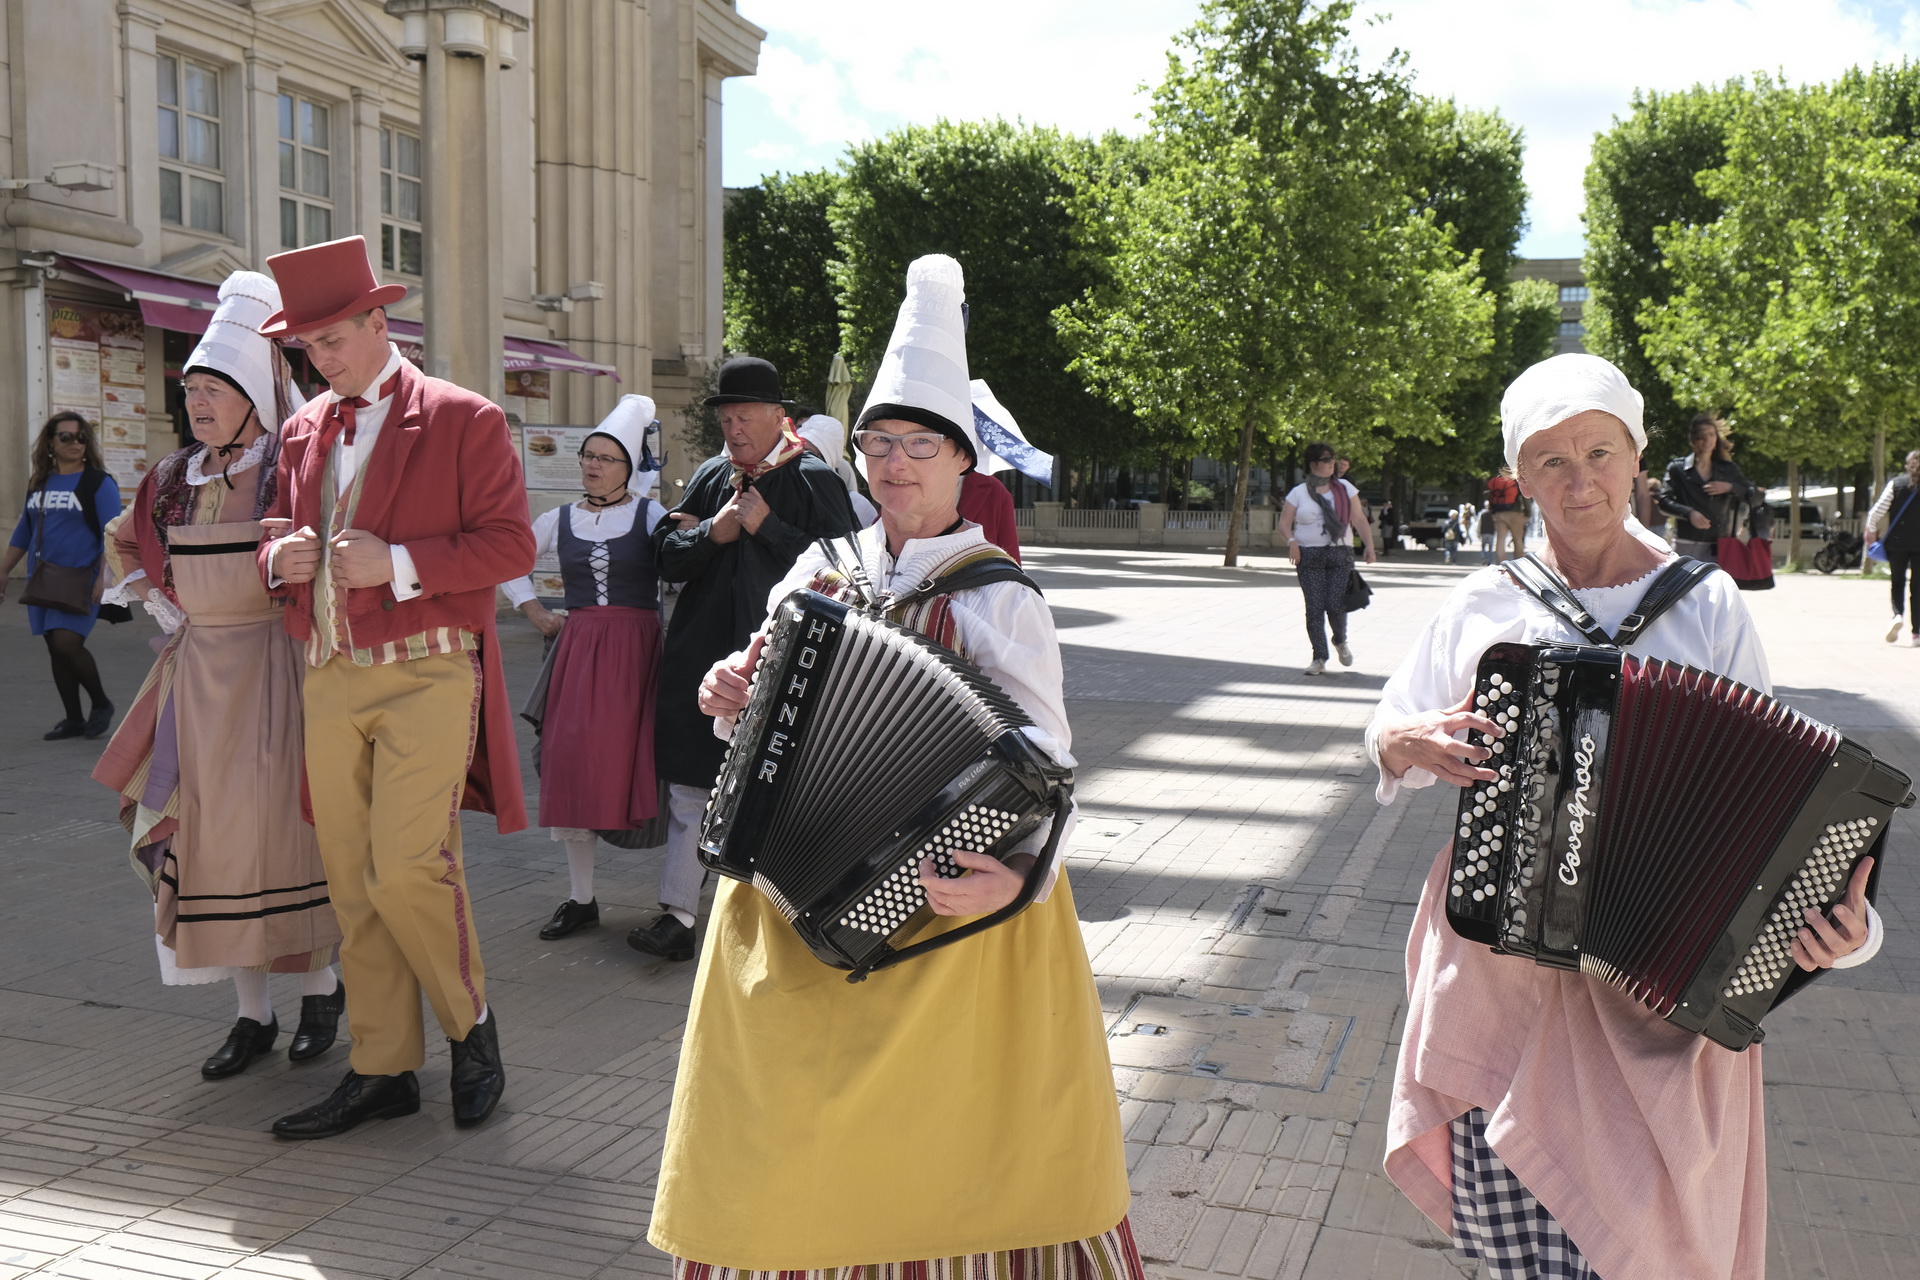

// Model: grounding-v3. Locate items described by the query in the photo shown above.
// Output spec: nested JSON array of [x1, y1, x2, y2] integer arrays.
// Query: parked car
[[1765, 501, 1827, 541], [1408, 502, 1455, 543]]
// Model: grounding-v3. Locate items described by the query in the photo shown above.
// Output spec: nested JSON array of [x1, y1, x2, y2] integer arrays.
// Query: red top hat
[[260, 235, 409, 336]]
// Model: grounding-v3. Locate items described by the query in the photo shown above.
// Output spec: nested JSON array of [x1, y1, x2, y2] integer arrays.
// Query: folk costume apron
[[97, 476, 338, 977], [650, 540, 1130, 1270]]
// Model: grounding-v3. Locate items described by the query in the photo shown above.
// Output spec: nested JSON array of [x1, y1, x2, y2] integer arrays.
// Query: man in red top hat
[[253, 235, 535, 1139]]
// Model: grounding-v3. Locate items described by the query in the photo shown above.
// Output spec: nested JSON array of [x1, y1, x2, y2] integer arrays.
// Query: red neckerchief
[[316, 369, 402, 453], [729, 421, 806, 491]]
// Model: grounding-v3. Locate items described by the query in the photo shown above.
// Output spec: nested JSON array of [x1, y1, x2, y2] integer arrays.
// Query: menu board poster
[[522, 425, 593, 490], [503, 370, 551, 427], [46, 299, 149, 490]]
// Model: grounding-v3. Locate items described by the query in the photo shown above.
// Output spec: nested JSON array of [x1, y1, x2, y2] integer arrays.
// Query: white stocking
[[232, 970, 272, 1025], [563, 831, 598, 904], [299, 965, 339, 998]]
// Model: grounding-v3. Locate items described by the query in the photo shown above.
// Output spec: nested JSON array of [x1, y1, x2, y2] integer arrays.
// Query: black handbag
[[1342, 569, 1372, 613]]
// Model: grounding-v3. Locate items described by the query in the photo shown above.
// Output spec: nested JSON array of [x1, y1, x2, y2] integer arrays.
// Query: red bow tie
[[318, 370, 402, 453]]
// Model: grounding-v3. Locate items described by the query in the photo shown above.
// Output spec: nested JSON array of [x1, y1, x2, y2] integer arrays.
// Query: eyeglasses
[[55, 432, 86, 444], [578, 450, 628, 468], [853, 430, 950, 459]]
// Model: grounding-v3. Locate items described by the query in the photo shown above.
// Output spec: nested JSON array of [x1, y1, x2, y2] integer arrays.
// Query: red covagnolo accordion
[[1449, 642, 1911, 1050]]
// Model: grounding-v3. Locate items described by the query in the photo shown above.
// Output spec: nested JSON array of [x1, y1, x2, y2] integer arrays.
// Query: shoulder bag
[[1867, 484, 1915, 563], [17, 482, 100, 615], [1717, 500, 1774, 590]]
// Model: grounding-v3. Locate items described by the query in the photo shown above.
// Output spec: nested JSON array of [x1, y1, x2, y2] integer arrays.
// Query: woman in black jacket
[[1658, 413, 1760, 562]]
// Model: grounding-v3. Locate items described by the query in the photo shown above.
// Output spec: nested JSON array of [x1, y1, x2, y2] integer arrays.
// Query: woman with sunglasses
[[501, 395, 670, 939], [3, 413, 121, 739], [1278, 441, 1377, 676]]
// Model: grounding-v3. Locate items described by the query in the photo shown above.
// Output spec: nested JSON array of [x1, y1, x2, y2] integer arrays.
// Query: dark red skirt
[[538, 606, 662, 830]]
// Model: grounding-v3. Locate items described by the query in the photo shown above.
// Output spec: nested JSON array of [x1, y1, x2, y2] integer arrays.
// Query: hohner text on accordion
[[754, 616, 832, 784]]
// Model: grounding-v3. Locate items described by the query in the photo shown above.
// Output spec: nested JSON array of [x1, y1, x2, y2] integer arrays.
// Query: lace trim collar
[[184, 434, 270, 487]]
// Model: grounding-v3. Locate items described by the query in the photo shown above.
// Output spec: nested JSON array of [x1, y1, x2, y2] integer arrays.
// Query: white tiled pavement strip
[[0, 549, 1914, 1278]]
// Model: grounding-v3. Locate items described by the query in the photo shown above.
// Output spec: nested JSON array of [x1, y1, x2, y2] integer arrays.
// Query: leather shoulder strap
[[1613, 556, 1717, 646], [1500, 551, 1715, 648], [887, 555, 1041, 614]]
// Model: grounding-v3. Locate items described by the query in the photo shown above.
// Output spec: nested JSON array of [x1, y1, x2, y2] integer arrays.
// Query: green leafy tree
[[1583, 82, 1747, 458], [1056, 0, 1495, 563], [829, 120, 1143, 476], [722, 170, 844, 408], [1641, 76, 1920, 560]]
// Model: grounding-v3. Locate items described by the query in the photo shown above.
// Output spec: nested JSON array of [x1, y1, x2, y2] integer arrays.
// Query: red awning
[[55, 255, 618, 379], [56, 254, 219, 333]]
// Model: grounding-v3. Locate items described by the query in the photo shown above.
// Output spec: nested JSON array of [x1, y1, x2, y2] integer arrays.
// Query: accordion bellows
[[700, 589, 1072, 975], [1450, 642, 1911, 1050]]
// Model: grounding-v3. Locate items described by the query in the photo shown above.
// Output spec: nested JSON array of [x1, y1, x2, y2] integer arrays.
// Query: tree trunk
[[1874, 422, 1887, 510], [1788, 457, 1802, 567], [1223, 413, 1258, 567]]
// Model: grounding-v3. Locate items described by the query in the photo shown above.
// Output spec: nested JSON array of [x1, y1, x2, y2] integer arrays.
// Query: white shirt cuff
[[390, 544, 423, 601], [501, 577, 537, 608], [1829, 902, 1884, 969]]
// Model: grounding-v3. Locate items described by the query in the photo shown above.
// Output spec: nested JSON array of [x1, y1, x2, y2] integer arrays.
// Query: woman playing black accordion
[[647, 256, 1140, 1279], [1366, 354, 1882, 1280]]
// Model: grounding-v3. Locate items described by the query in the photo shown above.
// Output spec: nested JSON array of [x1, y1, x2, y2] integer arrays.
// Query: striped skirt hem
[[671, 1216, 1145, 1280]]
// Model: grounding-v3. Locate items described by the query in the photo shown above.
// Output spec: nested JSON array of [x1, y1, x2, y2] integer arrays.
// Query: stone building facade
[[0, 0, 761, 527], [1511, 257, 1589, 355]]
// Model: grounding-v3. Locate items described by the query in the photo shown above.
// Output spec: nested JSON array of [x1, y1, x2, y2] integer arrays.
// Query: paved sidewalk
[[0, 552, 1915, 1279]]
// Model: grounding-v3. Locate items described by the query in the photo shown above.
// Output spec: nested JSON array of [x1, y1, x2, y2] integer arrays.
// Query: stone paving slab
[[2, 553, 1917, 1278]]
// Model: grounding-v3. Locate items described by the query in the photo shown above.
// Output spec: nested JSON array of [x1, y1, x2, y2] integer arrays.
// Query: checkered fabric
[[1450, 1108, 1600, 1280]]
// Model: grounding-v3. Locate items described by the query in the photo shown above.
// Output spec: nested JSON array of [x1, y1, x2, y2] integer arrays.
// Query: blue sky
[[722, 0, 1920, 260]]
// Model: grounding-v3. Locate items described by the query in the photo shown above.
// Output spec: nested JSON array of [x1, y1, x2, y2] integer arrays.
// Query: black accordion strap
[[1501, 552, 1715, 648], [846, 784, 1074, 983], [820, 535, 879, 609], [883, 556, 1043, 615]]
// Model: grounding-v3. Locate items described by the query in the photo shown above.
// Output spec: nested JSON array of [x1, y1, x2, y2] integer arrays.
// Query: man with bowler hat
[[254, 236, 535, 1138], [629, 356, 855, 960]]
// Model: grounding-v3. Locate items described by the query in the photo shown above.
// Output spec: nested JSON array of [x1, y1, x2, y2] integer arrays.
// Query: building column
[[116, 3, 167, 254], [387, 0, 529, 403], [350, 87, 386, 248], [242, 50, 283, 266]]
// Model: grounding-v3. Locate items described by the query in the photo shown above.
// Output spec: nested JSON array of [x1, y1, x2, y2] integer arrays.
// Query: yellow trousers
[[304, 650, 487, 1074]]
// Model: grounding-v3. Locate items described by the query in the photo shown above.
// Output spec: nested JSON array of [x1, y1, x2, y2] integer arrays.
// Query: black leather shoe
[[83, 702, 115, 739], [539, 898, 599, 939], [626, 914, 695, 961], [272, 1069, 419, 1139], [43, 718, 84, 740], [288, 982, 345, 1062], [201, 1016, 278, 1080], [449, 1013, 505, 1128]]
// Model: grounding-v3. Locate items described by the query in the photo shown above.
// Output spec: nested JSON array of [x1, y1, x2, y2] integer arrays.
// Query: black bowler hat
[[703, 356, 790, 407]]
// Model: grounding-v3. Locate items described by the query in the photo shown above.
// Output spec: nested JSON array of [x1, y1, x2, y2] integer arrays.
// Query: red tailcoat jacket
[[256, 359, 536, 832]]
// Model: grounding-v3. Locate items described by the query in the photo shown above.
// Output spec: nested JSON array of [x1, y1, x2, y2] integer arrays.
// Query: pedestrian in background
[[1477, 504, 1494, 564], [1865, 448, 1920, 645], [1279, 441, 1377, 676], [1658, 412, 1759, 564], [2, 412, 120, 739], [1484, 470, 1526, 561], [1441, 505, 1464, 564], [92, 271, 342, 1081]]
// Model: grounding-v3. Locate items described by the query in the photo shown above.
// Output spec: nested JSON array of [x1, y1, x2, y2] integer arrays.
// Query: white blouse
[[1284, 479, 1360, 546], [1365, 560, 1880, 965], [724, 522, 1078, 898], [499, 496, 668, 608]]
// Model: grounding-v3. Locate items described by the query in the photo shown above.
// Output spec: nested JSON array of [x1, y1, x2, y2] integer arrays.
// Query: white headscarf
[[795, 413, 860, 494], [1501, 354, 1647, 472], [185, 271, 304, 431]]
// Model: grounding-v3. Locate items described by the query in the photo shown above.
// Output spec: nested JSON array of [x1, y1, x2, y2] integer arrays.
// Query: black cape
[[653, 451, 857, 787]]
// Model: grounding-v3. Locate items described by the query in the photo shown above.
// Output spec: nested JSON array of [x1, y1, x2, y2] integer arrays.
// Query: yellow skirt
[[649, 870, 1131, 1271]]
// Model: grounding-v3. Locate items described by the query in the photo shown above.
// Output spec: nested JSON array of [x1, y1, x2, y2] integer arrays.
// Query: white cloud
[[727, 0, 1920, 255]]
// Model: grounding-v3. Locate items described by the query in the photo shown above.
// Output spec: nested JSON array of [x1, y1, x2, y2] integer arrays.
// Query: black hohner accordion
[[700, 587, 1072, 980], [1450, 641, 1910, 1050]]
